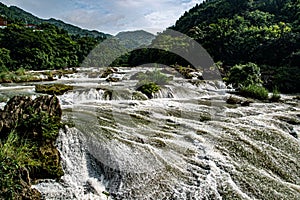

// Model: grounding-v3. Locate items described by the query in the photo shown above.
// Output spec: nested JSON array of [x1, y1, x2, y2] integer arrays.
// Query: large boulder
[[0, 95, 62, 136], [0, 95, 63, 199]]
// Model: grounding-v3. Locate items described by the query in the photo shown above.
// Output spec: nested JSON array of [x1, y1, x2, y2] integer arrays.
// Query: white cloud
[[0, 0, 204, 35]]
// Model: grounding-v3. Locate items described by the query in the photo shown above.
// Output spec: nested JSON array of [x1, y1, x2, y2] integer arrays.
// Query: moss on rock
[[0, 95, 64, 199], [132, 91, 148, 100], [137, 82, 160, 99], [35, 84, 73, 95]]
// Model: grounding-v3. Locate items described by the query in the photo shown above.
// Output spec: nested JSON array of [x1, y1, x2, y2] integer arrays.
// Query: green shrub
[[134, 69, 170, 98], [137, 82, 160, 98], [239, 84, 269, 100], [226, 62, 262, 88], [0, 71, 42, 83], [0, 133, 40, 199], [173, 65, 195, 79], [136, 69, 170, 85], [270, 87, 281, 102], [16, 67, 26, 76], [0, 65, 9, 73], [20, 108, 61, 141]]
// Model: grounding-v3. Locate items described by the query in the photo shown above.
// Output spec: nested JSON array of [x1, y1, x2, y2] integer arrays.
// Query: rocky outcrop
[[0, 96, 62, 135], [101, 67, 118, 78], [226, 95, 253, 106], [35, 84, 74, 95], [0, 95, 64, 199]]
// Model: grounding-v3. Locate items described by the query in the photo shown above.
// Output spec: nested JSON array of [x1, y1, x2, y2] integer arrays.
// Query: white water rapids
[[0, 67, 299, 199]]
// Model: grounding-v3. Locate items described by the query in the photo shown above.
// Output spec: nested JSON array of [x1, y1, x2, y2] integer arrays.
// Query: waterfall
[[32, 126, 111, 200], [35, 95, 300, 199], [1, 67, 299, 199]]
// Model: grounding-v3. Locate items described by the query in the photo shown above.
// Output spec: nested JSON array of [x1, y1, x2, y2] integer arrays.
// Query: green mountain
[[0, 3, 106, 71], [0, 2, 110, 38], [170, 0, 300, 92], [115, 30, 155, 49]]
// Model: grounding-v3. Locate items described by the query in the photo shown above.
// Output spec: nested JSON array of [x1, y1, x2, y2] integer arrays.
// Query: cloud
[[0, 0, 203, 34], [1, 0, 73, 18]]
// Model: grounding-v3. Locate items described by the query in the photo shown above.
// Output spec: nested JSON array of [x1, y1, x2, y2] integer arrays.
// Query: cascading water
[[1, 67, 299, 199]]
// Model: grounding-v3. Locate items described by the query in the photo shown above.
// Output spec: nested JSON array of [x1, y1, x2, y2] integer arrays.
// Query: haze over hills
[[0, 2, 110, 38], [115, 30, 156, 49]]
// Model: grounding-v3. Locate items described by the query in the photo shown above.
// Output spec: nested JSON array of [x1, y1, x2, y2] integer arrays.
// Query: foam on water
[[32, 126, 111, 200], [0, 67, 299, 199], [47, 94, 299, 199]]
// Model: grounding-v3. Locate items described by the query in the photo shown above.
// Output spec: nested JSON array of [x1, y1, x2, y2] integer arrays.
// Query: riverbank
[[0, 95, 63, 199]]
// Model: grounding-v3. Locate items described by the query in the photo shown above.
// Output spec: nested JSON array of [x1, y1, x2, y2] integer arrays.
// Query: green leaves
[[0, 21, 100, 71], [135, 69, 170, 98], [0, 133, 40, 199], [171, 0, 300, 93], [136, 69, 170, 86], [137, 82, 160, 98], [226, 62, 262, 88], [239, 84, 269, 100]]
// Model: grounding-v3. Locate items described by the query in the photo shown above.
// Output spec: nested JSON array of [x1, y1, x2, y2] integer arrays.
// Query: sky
[[1, 0, 203, 35]]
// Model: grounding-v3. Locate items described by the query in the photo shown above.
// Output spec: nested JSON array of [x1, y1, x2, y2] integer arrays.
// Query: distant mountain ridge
[[0, 2, 110, 38], [115, 30, 155, 49]]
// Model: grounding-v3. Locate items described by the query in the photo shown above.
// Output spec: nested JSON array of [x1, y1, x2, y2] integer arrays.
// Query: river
[[0, 67, 299, 200]]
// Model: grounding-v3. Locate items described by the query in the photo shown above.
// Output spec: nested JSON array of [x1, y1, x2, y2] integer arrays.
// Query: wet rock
[[172, 65, 197, 79], [132, 91, 148, 100], [241, 99, 253, 106], [130, 71, 144, 80], [226, 96, 242, 104], [293, 96, 300, 101], [87, 71, 100, 78], [226, 96, 253, 106], [101, 67, 118, 78], [0, 95, 63, 198], [106, 77, 120, 82], [160, 68, 178, 76], [289, 129, 298, 139], [104, 90, 113, 100], [276, 115, 300, 125], [166, 119, 177, 124], [189, 71, 203, 80], [35, 84, 74, 95]]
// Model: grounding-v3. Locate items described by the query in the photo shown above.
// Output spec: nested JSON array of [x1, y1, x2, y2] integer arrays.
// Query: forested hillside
[[171, 0, 300, 92], [115, 0, 299, 93], [0, 2, 110, 72], [0, 23, 101, 71], [0, 2, 109, 38]]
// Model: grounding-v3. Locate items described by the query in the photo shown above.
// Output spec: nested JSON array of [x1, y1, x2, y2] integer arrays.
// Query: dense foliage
[[0, 3, 109, 38], [137, 82, 160, 98], [171, 0, 300, 93], [112, 31, 200, 70], [0, 96, 63, 199], [115, 0, 299, 93], [134, 69, 171, 98], [135, 69, 171, 86], [239, 84, 269, 100], [225, 62, 263, 88], [0, 133, 40, 199], [0, 23, 100, 71]]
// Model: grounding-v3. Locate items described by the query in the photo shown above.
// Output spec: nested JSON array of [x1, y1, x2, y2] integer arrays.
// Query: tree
[[0, 48, 12, 72], [226, 62, 262, 88]]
